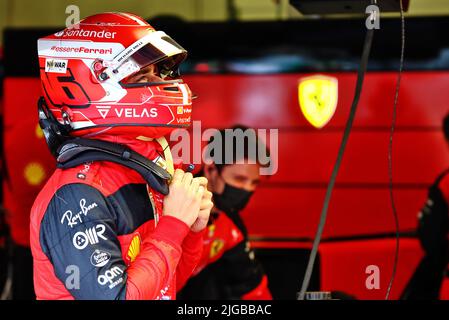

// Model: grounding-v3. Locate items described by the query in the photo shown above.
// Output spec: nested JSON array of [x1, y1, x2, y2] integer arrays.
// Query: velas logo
[[91, 249, 111, 267], [96, 106, 158, 119], [54, 28, 117, 39], [96, 106, 110, 119], [45, 58, 68, 74], [298, 75, 338, 129], [115, 107, 158, 118]]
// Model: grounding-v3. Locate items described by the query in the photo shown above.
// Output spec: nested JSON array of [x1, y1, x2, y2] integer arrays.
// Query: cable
[[385, 0, 405, 300], [297, 16, 375, 300]]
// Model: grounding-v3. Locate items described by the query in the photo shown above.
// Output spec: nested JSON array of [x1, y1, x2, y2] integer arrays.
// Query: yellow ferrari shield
[[298, 75, 338, 129], [210, 239, 225, 258]]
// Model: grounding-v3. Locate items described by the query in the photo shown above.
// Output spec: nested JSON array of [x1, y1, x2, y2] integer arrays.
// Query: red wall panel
[[259, 131, 448, 185], [243, 187, 425, 239], [185, 72, 449, 129], [319, 239, 424, 300]]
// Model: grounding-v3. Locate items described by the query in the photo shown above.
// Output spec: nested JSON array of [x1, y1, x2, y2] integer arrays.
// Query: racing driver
[[30, 12, 213, 300]]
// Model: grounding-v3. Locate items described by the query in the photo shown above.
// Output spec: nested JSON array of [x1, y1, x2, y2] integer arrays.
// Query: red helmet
[[37, 12, 192, 141]]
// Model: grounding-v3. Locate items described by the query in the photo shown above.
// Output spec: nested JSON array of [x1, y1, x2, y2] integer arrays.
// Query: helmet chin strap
[[135, 135, 174, 176], [147, 136, 174, 226], [154, 136, 175, 177]]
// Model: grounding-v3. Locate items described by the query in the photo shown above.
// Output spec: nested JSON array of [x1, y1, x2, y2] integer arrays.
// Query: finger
[[197, 210, 210, 221], [181, 171, 193, 186], [199, 191, 213, 207], [202, 190, 212, 200], [197, 186, 205, 200], [171, 169, 184, 184], [199, 199, 209, 210], [194, 177, 208, 187], [200, 200, 213, 211], [189, 177, 200, 195], [199, 202, 213, 217]]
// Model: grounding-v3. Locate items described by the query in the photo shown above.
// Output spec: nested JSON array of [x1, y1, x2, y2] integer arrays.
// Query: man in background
[[178, 126, 272, 300], [402, 113, 449, 299]]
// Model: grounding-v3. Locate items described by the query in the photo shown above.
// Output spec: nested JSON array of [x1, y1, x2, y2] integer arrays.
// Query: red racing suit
[[178, 210, 272, 300], [30, 136, 203, 300]]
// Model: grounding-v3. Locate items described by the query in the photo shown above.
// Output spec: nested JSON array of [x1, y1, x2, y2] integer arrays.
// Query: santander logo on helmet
[[37, 12, 192, 141], [54, 28, 117, 39]]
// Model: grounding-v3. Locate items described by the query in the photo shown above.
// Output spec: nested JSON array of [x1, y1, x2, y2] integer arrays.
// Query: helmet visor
[[132, 33, 187, 71], [115, 31, 187, 84]]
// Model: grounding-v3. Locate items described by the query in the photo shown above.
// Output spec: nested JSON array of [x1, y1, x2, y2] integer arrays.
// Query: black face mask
[[213, 183, 253, 214]]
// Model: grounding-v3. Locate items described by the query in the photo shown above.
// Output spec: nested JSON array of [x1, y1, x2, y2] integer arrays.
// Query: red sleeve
[[176, 228, 205, 291], [241, 275, 273, 300], [125, 215, 190, 300]]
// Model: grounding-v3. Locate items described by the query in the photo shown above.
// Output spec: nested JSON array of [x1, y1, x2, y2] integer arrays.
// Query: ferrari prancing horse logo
[[210, 239, 225, 259], [298, 75, 338, 129]]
